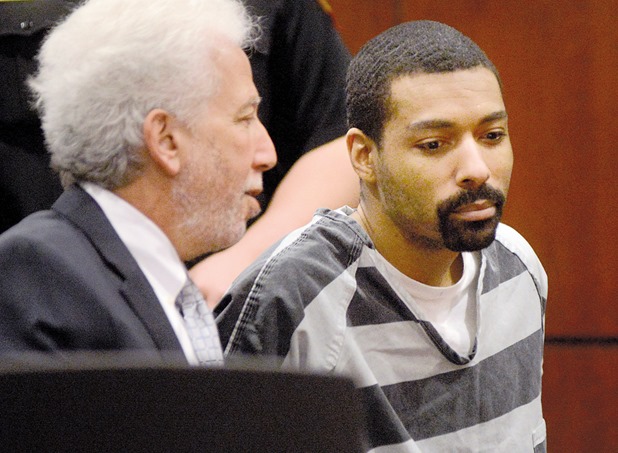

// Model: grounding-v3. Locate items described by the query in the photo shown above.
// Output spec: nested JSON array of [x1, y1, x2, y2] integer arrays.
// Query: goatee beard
[[437, 184, 506, 252]]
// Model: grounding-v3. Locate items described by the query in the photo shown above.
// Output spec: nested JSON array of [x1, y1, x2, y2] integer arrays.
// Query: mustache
[[439, 184, 506, 215]]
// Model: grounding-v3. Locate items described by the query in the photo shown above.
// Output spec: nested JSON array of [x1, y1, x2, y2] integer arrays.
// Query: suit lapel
[[52, 185, 183, 351]]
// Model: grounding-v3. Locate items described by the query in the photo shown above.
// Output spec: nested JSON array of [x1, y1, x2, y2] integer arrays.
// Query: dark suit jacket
[[0, 185, 185, 358]]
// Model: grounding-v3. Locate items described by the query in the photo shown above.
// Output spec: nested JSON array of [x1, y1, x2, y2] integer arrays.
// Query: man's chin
[[186, 222, 247, 261], [245, 199, 263, 223], [442, 218, 500, 252], [216, 226, 248, 253], [446, 235, 496, 252]]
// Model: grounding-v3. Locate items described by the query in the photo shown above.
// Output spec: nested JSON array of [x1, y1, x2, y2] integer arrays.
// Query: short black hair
[[346, 20, 501, 145]]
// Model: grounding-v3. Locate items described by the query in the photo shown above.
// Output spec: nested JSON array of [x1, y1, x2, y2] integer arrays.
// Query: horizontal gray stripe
[[363, 328, 543, 442], [482, 240, 527, 294], [535, 440, 547, 453], [258, 216, 362, 309], [221, 216, 365, 355], [347, 267, 419, 326], [419, 319, 477, 365], [358, 384, 412, 449]]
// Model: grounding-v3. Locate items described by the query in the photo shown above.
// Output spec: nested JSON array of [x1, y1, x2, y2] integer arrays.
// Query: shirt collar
[[81, 182, 187, 306]]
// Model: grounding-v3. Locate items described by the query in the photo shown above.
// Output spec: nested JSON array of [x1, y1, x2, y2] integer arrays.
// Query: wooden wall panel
[[329, 0, 399, 54], [543, 345, 618, 452]]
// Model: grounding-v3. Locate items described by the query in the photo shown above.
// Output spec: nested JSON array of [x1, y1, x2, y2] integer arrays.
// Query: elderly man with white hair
[[0, 0, 276, 364]]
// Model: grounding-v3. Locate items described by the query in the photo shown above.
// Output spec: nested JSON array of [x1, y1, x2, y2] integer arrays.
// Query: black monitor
[[0, 353, 365, 452]]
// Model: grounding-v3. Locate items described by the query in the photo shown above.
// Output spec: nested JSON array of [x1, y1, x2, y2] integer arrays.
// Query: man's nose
[[455, 137, 491, 190], [254, 120, 277, 172]]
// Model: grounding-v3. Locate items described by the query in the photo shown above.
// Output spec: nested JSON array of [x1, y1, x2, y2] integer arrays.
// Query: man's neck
[[351, 205, 463, 287], [112, 173, 187, 260]]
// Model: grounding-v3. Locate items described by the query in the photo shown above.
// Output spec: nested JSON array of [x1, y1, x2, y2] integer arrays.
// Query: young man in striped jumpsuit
[[217, 20, 548, 452]]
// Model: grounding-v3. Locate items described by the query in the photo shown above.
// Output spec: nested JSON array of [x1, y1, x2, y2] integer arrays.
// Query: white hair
[[29, 0, 258, 189]]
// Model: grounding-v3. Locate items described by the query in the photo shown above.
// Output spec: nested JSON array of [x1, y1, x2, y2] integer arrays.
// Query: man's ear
[[143, 109, 182, 176], [347, 127, 378, 184]]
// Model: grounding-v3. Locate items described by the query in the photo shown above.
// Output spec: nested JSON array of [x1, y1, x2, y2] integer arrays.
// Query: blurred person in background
[[189, 0, 359, 306], [0, 0, 74, 232]]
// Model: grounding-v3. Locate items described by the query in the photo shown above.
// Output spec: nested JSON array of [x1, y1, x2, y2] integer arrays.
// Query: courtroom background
[[329, 0, 617, 451]]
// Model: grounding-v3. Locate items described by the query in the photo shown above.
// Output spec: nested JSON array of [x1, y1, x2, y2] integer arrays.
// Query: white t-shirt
[[379, 251, 480, 356]]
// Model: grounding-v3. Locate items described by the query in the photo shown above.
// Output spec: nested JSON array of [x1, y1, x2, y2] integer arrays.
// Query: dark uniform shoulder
[[316, 0, 333, 15]]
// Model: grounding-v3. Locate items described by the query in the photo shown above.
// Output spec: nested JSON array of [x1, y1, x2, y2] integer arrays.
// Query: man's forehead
[[383, 68, 506, 127], [389, 67, 501, 92], [386, 68, 504, 107]]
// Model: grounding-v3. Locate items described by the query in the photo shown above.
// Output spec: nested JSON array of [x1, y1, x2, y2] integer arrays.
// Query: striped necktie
[[175, 278, 223, 365]]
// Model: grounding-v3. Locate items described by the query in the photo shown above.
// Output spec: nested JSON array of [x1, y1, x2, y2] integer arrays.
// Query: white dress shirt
[[81, 182, 199, 364]]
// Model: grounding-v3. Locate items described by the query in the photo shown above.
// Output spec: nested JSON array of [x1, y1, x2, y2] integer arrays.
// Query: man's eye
[[417, 140, 442, 151], [238, 115, 256, 125], [485, 130, 507, 142]]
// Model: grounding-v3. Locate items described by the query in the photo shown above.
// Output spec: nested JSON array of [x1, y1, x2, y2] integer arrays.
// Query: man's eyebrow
[[235, 96, 262, 117], [480, 110, 508, 124], [406, 110, 508, 131], [242, 96, 262, 110], [406, 119, 454, 131]]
